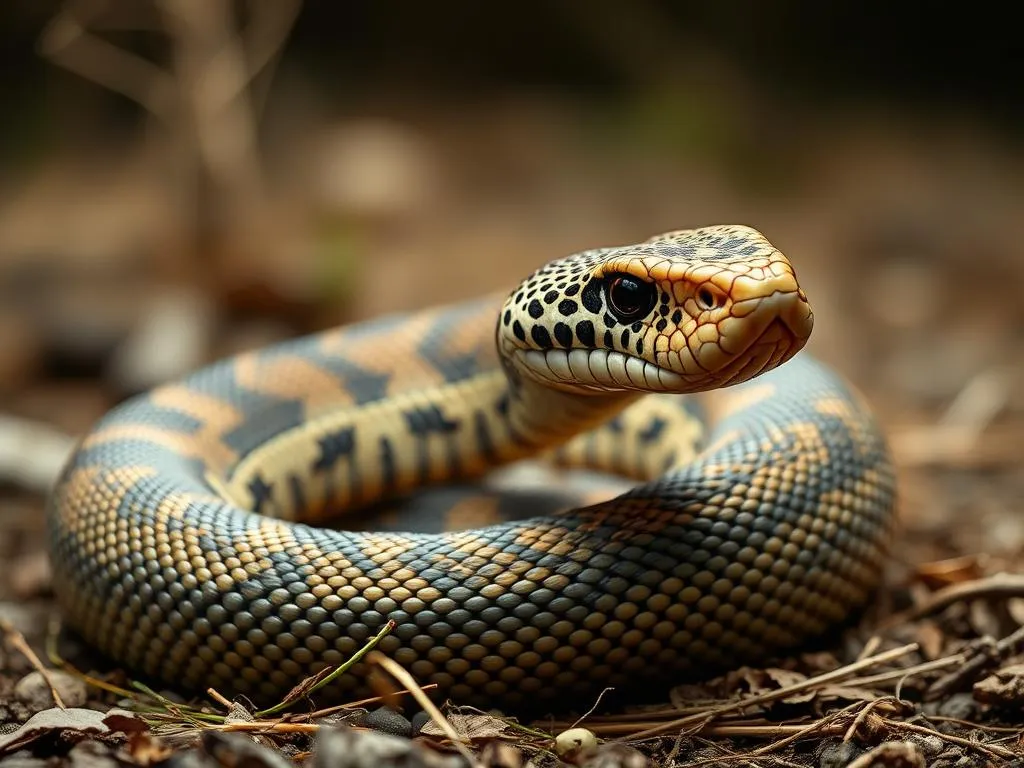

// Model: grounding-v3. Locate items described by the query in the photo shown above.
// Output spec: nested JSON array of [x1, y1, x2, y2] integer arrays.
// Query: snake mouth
[[514, 348, 685, 392]]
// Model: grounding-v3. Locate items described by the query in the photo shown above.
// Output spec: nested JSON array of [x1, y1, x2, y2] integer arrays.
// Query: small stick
[[207, 688, 233, 709], [0, 619, 67, 709], [880, 573, 1024, 626], [369, 652, 479, 767], [623, 643, 919, 741], [884, 717, 1014, 761]]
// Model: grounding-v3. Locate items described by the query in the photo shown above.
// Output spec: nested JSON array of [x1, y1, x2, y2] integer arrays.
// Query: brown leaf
[[419, 712, 514, 742], [914, 555, 984, 589], [0, 708, 145, 756], [123, 732, 174, 766], [973, 662, 1024, 707]]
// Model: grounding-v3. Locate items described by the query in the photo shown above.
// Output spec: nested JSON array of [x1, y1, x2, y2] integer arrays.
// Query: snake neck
[[222, 364, 637, 522], [501, 365, 639, 453]]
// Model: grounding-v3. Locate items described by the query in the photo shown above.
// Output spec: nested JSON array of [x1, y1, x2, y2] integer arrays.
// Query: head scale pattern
[[498, 225, 814, 394]]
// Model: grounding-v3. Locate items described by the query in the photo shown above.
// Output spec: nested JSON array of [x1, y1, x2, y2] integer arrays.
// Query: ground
[[1, 86, 1023, 767]]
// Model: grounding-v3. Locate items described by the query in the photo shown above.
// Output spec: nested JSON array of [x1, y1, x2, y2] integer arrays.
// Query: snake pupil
[[606, 274, 656, 322]]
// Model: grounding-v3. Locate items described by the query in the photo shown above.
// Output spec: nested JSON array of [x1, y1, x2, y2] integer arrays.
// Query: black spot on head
[[528, 300, 544, 319], [656, 318, 667, 332], [512, 320, 526, 342], [540, 282, 552, 292], [631, 321, 643, 333], [581, 278, 603, 313], [620, 329, 630, 347], [603, 329, 613, 347], [565, 283, 580, 297], [515, 291, 524, 303], [553, 322, 573, 348], [659, 304, 670, 316], [503, 309, 512, 326], [672, 309, 683, 324], [557, 299, 578, 316], [531, 325, 553, 349], [660, 292, 670, 304], [635, 339, 644, 355], [544, 290, 559, 304], [603, 313, 617, 328], [575, 320, 595, 347]]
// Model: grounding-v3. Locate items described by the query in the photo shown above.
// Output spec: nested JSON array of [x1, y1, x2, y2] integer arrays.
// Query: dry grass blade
[[621, 643, 918, 741], [368, 651, 479, 767], [882, 573, 1024, 626], [256, 619, 395, 717], [882, 717, 1015, 761], [0, 618, 67, 709]]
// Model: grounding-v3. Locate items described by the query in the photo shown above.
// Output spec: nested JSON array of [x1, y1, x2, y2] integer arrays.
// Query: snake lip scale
[[48, 224, 896, 712]]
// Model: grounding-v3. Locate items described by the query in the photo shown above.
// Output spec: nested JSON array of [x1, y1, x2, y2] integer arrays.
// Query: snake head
[[499, 224, 814, 394]]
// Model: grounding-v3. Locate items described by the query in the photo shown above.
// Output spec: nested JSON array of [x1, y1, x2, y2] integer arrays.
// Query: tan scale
[[47, 225, 897, 711]]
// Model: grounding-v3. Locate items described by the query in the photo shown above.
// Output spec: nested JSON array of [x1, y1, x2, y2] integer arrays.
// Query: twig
[[842, 698, 889, 742], [621, 643, 918, 741], [881, 573, 1024, 627], [747, 702, 863, 757], [568, 687, 615, 730], [0, 619, 67, 709], [883, 717, 1015, 761], [925, 622, 1024, 701], [257, 619, 395, 717], [369, 652, 479, 768], [843, 652, 965, 689], [855, 635, 882, 661], [206, 687, 233, 709], [38, 0, 176, 119]]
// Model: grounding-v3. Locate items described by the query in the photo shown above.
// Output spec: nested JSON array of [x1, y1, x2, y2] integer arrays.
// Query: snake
[[47, 225, 897, 711]]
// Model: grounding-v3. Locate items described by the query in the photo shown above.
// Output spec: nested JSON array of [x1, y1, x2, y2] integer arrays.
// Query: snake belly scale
[[48, 225, 897, 710]]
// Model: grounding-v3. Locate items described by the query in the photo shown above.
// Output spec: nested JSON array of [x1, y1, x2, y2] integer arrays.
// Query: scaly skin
[[48, 225, 896, 711]]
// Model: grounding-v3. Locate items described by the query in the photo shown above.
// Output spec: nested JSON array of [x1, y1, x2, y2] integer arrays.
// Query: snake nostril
[[697, 286, 724, 311]]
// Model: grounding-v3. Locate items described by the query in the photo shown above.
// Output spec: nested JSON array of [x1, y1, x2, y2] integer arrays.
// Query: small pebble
[[935, 692, 978, 721], [312, 725, 467, 768], [554, 727, 597, 759], [410, 711, 431, 735], [201, 731, 293, 768], [816, 738, 861, 768], [14, 670, 88, 713], [362, 706, 413, 738]]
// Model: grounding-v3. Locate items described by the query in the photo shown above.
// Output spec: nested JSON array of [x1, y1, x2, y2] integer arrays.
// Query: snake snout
[[767, 286, 814, 345]]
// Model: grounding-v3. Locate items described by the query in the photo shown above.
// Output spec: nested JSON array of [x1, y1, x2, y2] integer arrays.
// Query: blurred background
[[1, 2, 1022, 617]]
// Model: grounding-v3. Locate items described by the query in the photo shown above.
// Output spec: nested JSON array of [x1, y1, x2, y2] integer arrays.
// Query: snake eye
[[606, 274, 657, 322]]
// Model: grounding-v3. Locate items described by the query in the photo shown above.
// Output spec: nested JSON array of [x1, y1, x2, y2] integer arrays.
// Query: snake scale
[[48, 225, 897, 711]]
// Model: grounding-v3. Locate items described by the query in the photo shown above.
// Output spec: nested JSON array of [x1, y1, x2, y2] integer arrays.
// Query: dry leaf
[[973, 663, 1024, 707], [419, 712, 513, 742], [0, 708, 145, 756], [913, 619, 946, 659], [915, 555, 984, 588], [123, 732, 174, 765]]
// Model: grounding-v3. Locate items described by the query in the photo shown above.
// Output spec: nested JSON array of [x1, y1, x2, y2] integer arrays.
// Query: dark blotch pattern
[[575, 320, 595, 347], [580, 278, 603, 313], [553, 323, 573, 348], [531, 325, 553, 349]]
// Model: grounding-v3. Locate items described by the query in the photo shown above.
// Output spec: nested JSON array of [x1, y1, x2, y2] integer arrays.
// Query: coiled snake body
[[49, 226, 896, 710]]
